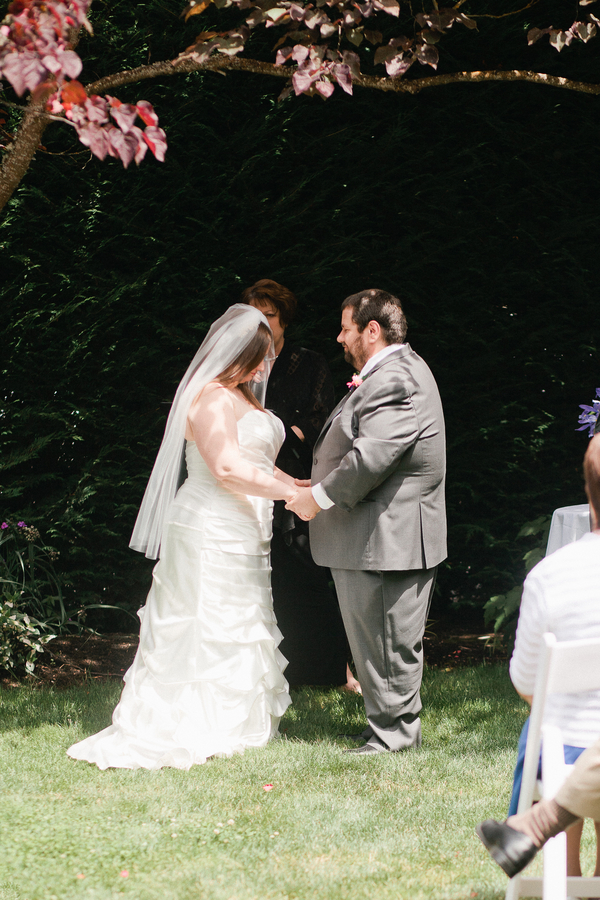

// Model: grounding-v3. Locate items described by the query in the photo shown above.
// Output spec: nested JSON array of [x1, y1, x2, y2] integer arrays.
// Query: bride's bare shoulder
[[199, 381, 228, 398]]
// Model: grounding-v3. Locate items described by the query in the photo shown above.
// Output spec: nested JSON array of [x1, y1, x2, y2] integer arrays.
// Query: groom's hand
[[294, 478, 311, 488], [286, 486, 320, 521]]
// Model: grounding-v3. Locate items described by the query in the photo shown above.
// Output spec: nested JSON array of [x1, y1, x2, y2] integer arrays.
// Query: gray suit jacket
[[309, 344, 446, 571]]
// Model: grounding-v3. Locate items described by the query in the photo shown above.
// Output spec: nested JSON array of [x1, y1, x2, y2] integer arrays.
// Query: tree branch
[[85, 55, 600, 98], [0, 90, 52, 213], [2, 52, 598, 215]]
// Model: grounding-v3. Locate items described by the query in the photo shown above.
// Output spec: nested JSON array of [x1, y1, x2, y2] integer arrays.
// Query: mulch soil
[[1, 619, 507, 689]]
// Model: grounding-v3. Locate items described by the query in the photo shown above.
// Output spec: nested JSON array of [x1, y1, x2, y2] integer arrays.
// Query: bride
[[68, 305, 299, 769]]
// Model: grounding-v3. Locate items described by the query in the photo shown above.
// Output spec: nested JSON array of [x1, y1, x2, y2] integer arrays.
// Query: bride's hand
[[285, 487, 320, 521]]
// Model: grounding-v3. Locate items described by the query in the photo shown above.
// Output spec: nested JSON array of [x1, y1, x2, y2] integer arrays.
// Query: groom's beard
[[343, 343, 368, 371]]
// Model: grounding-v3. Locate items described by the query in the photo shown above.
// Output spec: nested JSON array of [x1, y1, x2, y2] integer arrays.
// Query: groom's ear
[[366, 320, 382, 343]]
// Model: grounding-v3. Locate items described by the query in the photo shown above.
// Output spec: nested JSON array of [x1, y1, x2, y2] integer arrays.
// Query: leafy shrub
[[0, 518, 70, 628], [0, 594, 55, 675], [484, 515, 552, 643]]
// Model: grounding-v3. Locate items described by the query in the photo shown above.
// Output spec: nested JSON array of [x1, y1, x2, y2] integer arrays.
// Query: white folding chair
[[506, 632, 600, 900]]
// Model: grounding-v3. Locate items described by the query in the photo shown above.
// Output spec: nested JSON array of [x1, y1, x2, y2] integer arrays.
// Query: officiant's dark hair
[[217, 321, 272, 410], [342, 289, 408, 344], [584, 435, 600, 523], [241, 279, 298, 327]]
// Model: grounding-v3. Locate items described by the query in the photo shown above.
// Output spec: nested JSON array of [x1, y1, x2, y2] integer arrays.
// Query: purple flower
[[17, 521, 26, 527], [1, 523, 8, 530], [577, 391, 600, 439]]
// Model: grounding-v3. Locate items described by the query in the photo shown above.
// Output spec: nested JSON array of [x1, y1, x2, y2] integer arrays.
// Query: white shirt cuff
[[311, 483, 335, 509]]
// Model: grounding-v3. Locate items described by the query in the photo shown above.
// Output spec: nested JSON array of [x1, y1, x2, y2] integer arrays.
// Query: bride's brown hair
[[217, 321, 272, 410]]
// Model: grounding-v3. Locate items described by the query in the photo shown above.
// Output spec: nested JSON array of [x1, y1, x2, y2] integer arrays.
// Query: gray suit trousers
[[331, 566, 436, 752]]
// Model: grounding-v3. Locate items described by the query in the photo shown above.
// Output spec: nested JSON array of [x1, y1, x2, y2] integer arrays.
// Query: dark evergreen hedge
[[2, 1, 599, 625]]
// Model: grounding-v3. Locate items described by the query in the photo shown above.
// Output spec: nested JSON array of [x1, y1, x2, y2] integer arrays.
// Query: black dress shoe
[[476, 819, 539, 878], [344, 743, 386, 755], [337, 733, 366, 743]]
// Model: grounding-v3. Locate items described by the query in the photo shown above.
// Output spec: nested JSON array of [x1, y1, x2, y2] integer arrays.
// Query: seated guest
[[506, 434, 600, 877], [477, 732, 600, 878]]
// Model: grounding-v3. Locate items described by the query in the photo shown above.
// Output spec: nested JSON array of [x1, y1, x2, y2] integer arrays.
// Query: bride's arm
[[188, 386, 297, 502], [274, 467, 296, 486]]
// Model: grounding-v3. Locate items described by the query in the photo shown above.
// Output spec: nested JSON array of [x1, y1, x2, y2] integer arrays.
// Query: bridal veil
[[129, 303, 274, 559]]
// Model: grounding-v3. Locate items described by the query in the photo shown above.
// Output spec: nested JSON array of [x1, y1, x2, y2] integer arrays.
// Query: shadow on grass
[[0, 680, 122, 734], [0, 664, 527, 760]]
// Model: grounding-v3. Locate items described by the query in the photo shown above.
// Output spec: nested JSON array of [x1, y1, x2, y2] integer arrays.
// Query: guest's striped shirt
[[510, 532, 600, 748]]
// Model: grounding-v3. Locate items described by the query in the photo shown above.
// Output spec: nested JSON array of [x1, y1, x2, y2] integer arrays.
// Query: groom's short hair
[[342, 289, 408, 345], [584, 435, 600, 524]]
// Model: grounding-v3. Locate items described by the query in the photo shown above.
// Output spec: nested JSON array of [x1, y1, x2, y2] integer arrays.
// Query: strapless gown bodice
[[67, 409, 290, 770]]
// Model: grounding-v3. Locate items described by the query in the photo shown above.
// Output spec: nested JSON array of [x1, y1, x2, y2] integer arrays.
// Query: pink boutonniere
[[347, 374, 363, 392]]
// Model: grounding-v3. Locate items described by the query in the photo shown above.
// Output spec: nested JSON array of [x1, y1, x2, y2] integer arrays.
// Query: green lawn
[[0, 665, 595, 900]]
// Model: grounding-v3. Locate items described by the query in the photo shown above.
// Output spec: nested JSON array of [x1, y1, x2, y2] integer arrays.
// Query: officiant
[[242, 279, 357, 690]]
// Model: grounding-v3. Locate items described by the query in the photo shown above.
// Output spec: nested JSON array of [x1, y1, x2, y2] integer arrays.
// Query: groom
[[287, 289, 446, 754]]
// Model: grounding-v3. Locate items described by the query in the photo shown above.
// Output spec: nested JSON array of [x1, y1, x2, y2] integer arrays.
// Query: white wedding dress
[[68, 410, 291, 769]]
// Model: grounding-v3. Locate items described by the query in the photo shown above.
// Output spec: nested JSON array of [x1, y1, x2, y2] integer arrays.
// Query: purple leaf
[[342, 50, 361, 78], [356, 1, 374, 16], [573, 20, 596, 40], [108, 100, 138, 134], [549, 29, 572, 50], [390, 35, 412, 50], [385, 53, 413, 76], [126, 125, 148, 165], [527, 26, 550, 45], [343, 8, 360, 27], [275, 47, 294, 65], [315, 79, 335, 97], [416, 10, 454, 31], [374, 44, 397, 65], [372, 0, 400, 16], [320, 21, 337, 37], [245, 9, 264, 26], [107, 127, 139, 167], [333, 63, 353, 94], [292, 69, 316, 94], [85, 95, 109, 124], [76, 123, 110, 160], [41, 54, 62, 74], [289, 4, 306, 20], [364, 29, 383, 44], [213, 31, 247, 56], [143, 126, 168, 162], [415, 42, 439, 68], [1, 51, 47, 96], [58, 49, 83, 79], [421, 29, 442, 45], [136, 100, 158, 126], [292, 44, 310, 63], [305, 10, 325, 29], [457, 13, 477, 30], [345, 27, 364, 46]]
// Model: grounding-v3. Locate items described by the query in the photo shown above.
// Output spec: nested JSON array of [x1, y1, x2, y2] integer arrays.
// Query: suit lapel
[[315, 345, 413, 449], [314, 393, 350, 449]]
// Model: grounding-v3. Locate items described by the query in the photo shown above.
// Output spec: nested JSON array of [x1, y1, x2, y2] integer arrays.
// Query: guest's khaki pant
[[556, 736, 600, 821]]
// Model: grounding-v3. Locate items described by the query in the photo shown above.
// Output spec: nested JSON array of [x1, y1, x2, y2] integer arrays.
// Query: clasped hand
[[285, 479, 321, 521]]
